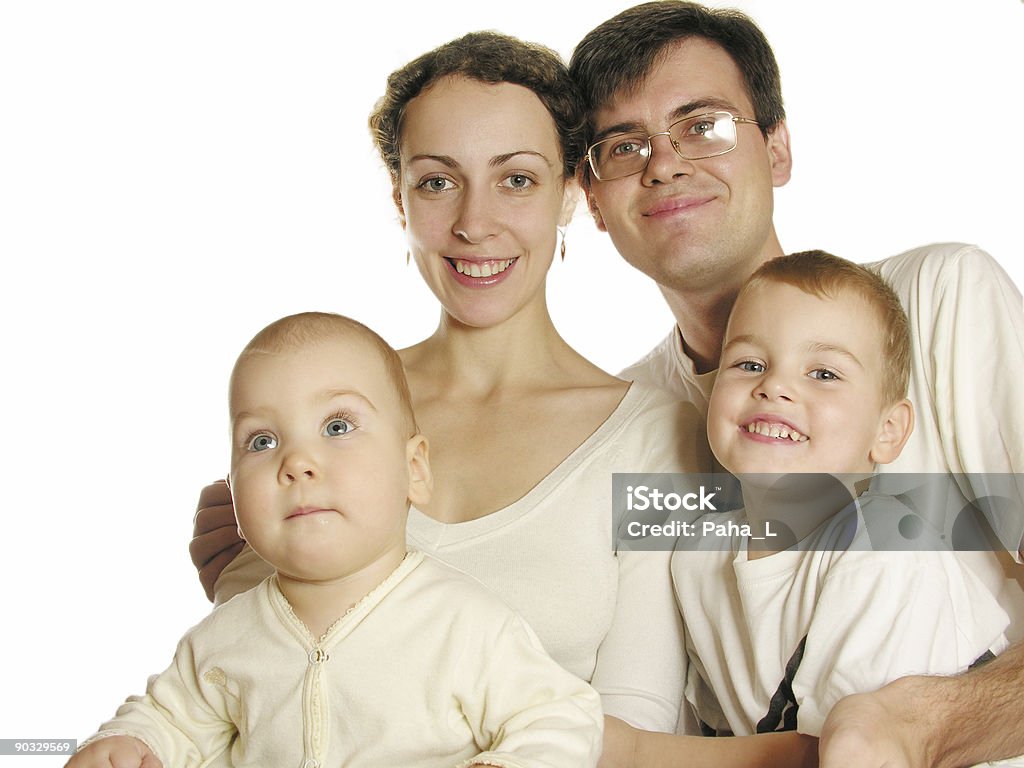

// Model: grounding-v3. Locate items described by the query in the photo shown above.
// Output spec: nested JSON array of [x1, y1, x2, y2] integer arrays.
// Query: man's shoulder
[[619, 327, 682, 389], [866, 242, 1002, 289]]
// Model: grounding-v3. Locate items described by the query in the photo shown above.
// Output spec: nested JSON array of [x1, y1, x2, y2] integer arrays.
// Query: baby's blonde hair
[[234, 312, 417, 436], [740, 250, 911, 405]]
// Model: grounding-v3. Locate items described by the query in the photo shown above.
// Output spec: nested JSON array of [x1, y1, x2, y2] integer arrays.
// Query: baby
[[605, 251, 1009, 766], [69, 312, 602, 768]]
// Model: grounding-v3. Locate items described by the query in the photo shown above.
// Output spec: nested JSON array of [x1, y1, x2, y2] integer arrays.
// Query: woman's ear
[[869, 398, 914, 465], [406, 434, 432, 507], [558, 176, 581, 228], [393, 182, 406, 229]]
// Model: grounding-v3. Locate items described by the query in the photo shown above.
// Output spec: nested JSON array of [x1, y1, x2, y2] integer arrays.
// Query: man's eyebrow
[[592, 98, 750, 144], [668, 98, 747, 122]]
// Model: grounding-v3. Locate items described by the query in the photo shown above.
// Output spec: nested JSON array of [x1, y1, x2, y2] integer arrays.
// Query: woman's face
[[397, 76, 576, 329]]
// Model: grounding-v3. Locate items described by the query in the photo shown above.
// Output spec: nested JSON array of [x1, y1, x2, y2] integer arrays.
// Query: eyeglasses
[[584, 111, 762, 181]]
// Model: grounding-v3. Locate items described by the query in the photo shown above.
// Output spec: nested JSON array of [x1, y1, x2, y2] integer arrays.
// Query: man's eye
[[689, 120, 716, 136], [247, 434, 278, 452], [323, 418, 354, 437], [610, 139, 644, 157]]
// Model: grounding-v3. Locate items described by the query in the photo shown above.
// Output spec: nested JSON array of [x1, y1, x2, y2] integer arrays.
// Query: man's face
[[586, 37, 791, 296]]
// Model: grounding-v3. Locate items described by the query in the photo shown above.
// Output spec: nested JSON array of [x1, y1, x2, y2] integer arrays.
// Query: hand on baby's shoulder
[[65, 735, 162, 768]]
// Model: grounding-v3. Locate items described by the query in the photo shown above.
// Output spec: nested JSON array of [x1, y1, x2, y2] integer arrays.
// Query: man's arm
[[819, 640, 1024, 768], [599, 716, 818, 768]]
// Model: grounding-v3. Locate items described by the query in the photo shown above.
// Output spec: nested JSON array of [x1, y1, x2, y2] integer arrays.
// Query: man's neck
[[658, 236, 786, 374]]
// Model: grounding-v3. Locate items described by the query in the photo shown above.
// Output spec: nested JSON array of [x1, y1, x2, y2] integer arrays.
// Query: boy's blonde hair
[[740, 250, 911, 405], [234, 312, 417, 436]]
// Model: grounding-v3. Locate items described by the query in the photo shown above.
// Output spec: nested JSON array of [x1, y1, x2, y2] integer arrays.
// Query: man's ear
[[869, 399, 914, 465], [575, 165, 607, 232], [585, 188, 607, 232], [765, 120, 793, 188], [406, 434, 432, 507]]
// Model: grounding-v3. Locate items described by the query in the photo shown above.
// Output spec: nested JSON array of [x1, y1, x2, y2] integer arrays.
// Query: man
[[568, 3, 1024, 766]]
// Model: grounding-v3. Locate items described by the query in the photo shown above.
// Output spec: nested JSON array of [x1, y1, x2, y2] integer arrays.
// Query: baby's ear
[[869, 399, 914, 465], [406, 434, 432, 507], [225, 475, 245, 540]]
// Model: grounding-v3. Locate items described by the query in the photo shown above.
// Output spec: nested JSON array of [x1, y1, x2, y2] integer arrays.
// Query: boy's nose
[[754, 372, 793, 402]]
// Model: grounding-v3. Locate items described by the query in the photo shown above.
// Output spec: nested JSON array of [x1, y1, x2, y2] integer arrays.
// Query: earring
[[558, 227, 567, 261]]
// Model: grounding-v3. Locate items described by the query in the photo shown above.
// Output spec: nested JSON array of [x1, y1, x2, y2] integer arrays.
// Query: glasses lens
[[669, 112, 737, 160], [590, 133, 649, 180]]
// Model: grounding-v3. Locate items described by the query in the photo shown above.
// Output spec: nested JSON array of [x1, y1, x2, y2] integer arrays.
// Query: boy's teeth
[[453, 259, 514, 278], [746, 421, 808, 442]]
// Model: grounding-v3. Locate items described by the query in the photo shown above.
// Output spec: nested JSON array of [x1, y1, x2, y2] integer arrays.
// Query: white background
[[1, 1, 1022, 763]]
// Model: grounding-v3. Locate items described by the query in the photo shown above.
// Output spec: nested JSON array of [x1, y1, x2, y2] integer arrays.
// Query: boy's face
[[228, 334, 427, 584], [708, 281, 900, 477]]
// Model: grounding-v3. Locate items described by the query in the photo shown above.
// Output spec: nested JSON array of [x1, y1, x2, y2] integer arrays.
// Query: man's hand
[[65, 736, 163, 768], [189, 480, 243, 602], [819, 681, 928, 768]]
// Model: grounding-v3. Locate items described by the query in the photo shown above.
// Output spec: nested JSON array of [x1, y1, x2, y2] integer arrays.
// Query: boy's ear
[[406, 434, 432, 507], [765, 120, 793, 188], [869, 399, 914, 465]]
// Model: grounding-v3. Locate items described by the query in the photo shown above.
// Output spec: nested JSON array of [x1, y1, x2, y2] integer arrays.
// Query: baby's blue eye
[[323, 418, 354, 437], [738, 360, 765, 373], [248, 434, 277, 452]]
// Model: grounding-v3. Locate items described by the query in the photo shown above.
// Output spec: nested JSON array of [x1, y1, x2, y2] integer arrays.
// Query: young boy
[[68, 312, 602, 768], [604, 251, 1009, 767]]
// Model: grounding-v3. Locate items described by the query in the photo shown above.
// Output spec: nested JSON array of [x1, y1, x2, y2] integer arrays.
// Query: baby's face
[[708, 281, 892, 478], [228, 335, 416, 584]]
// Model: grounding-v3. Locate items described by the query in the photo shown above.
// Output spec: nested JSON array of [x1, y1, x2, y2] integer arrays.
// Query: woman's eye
[[247, 434, 278, 452], [501, 173, 534, 190], [737, 360, 765, 373], [323, 418, 354, 437], [420, 176, 454, 192], [809, 368, 839, 381]]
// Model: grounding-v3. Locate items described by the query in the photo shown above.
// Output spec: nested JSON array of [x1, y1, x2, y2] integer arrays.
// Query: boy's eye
[[737, 360, 765, 373], [247, 434, 278, 452], [323, 418, 354, 437], [809, 368, 839, 381]]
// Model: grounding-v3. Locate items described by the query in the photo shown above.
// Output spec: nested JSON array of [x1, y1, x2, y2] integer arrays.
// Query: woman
[[191, 31, 707, 732]]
